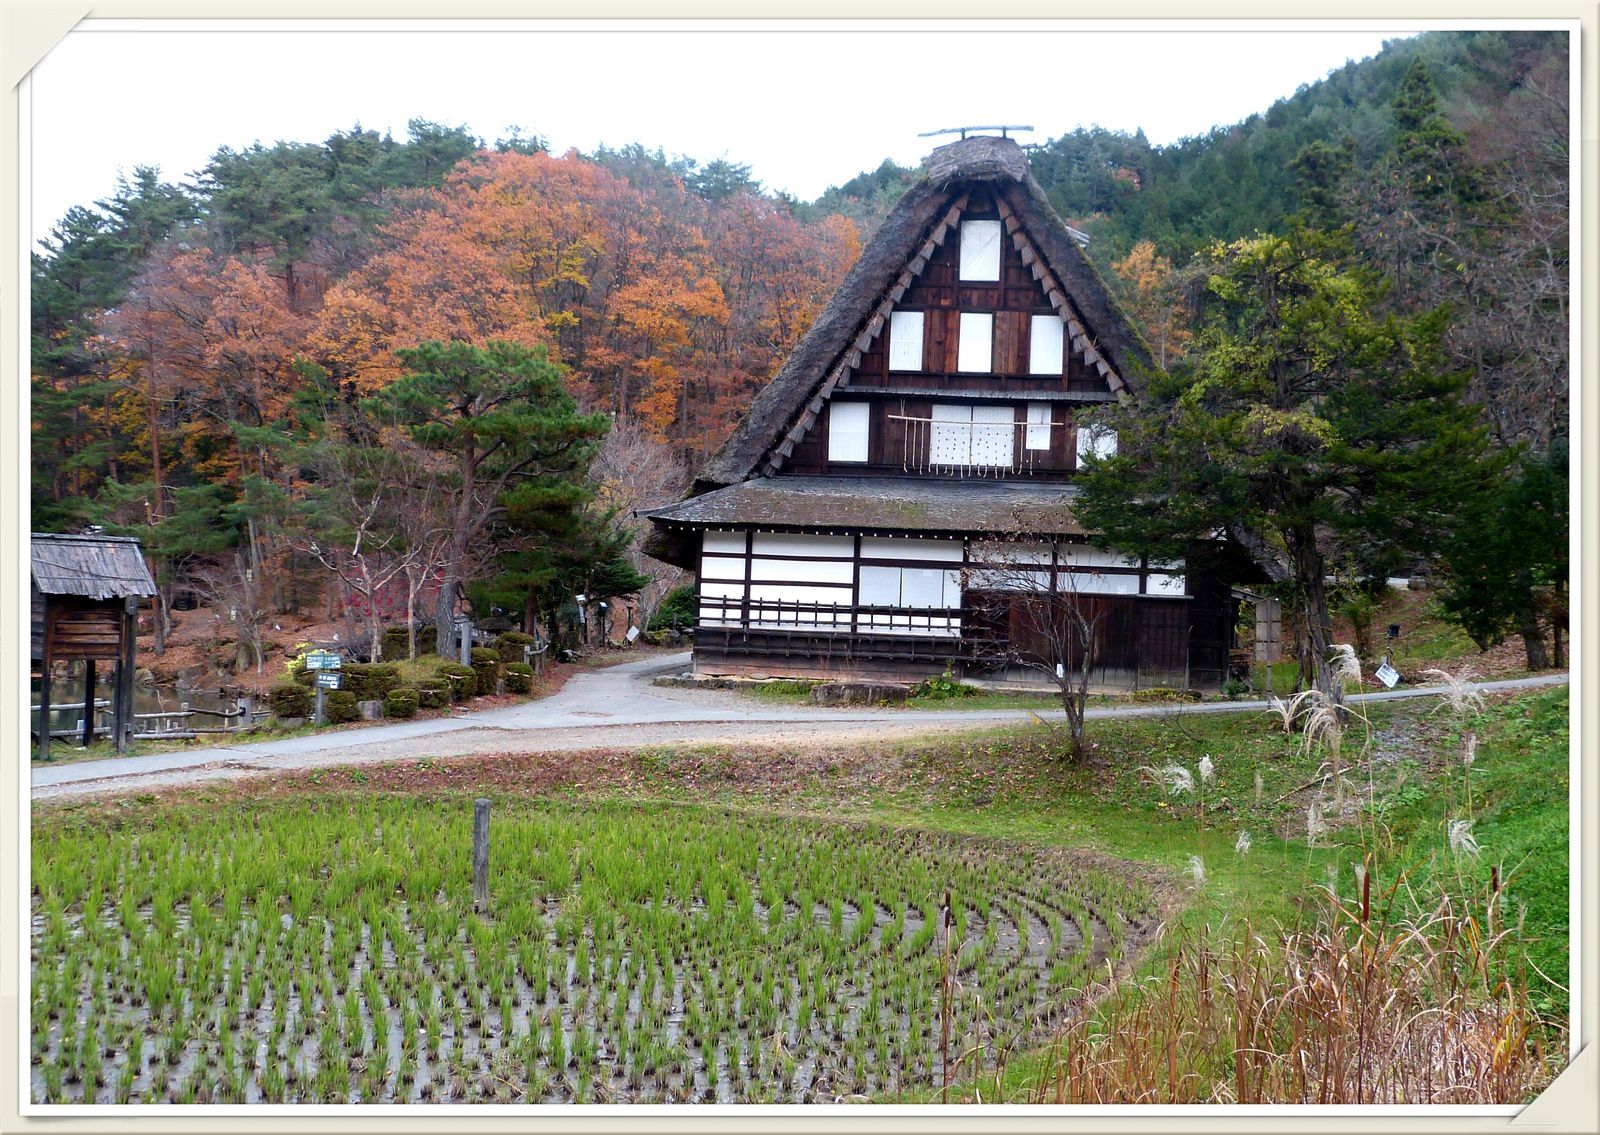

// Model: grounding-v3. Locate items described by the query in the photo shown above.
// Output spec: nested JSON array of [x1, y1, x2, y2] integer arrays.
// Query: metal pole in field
[[472, 799, 490, 912]]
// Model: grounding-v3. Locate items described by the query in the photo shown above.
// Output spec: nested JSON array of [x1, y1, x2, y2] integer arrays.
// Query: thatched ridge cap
[[921, 135, 1032, 187]]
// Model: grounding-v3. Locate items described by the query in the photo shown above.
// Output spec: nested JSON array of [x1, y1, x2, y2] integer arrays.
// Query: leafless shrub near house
[[964, 538, 1106, 760]]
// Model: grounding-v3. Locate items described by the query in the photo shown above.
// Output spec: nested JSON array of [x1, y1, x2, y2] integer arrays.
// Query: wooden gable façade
[[783, 185, 1119, 481]]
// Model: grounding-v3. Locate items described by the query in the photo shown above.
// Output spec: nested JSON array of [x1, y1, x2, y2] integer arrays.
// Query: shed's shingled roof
[[696, 135, 1152, 490], [642, 476, 1086, 537], [31, 533, 158, 599]]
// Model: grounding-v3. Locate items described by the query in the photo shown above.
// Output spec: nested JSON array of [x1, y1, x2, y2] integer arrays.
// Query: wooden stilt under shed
[[31, 532, 156, 759]]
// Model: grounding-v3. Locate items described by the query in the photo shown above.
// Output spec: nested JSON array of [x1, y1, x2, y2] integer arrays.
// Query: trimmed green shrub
[[496, 631, 537, 664], [269, 682, 313, 720], [504, 662, 534, 694], [342, 663, 401, 701], [381, 626, 411, 660], [415, 680, 450, 710], [385, 688, 420, 719], [439, 663, 477, 701], [324, 690, 360, 724], [469, 647, 501, 696]]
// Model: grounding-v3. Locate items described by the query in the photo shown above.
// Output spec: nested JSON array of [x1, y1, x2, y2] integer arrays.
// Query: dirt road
[[30, 652, 1567, 802]]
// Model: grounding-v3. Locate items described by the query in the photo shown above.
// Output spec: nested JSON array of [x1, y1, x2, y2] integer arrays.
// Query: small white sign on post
[[625, 625, 641, 643], [1374, 661, 1400, 689]]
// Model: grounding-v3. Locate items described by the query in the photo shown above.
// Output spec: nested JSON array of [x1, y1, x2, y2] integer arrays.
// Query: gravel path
[[30, 653, 1568, 802]]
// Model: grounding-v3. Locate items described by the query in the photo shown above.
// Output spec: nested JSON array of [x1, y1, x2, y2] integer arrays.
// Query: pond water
[[31, 675, 246, 740]]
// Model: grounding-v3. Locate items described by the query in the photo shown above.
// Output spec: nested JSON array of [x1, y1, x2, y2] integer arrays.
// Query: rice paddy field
[[29, 799, 1158, 1104]]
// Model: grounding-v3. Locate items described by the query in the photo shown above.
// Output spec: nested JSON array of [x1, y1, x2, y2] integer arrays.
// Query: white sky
[[26, 21, 1422, 249]]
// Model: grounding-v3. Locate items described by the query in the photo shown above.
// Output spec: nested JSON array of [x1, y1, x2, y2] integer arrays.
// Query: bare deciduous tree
[[965, 539, 1106, 760], [588, 414, 691, 629], [190, 550, 271, 674]]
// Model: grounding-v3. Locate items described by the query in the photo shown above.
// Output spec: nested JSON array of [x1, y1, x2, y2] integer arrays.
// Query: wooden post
[[472, 799, 490, 912], [38, 658, 51, 763], [314, 684, 326, 727], [117, 597, 137, 754], [81, 659, 96, 748]]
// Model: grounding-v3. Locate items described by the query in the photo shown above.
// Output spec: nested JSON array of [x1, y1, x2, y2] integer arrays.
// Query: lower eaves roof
[[639, 476, 1087, 537]]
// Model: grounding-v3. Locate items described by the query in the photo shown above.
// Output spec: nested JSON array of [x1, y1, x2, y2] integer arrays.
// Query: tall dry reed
[[1014, 882, 1557, 1104]]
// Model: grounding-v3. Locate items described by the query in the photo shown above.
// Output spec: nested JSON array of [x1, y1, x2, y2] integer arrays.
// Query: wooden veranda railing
[[696, 595, 964, 637]]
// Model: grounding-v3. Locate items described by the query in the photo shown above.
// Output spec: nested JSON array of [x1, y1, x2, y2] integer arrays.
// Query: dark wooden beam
[[37, 591, 51, 762], [81, 658, 96, 748], [116, 597, 137, 754]]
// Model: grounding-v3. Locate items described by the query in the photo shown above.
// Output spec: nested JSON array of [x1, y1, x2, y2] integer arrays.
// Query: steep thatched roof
[[31, 533, 157, 600], [696, 135, 1152, 491]]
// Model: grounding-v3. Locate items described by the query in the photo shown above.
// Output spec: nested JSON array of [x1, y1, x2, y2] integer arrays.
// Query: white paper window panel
[[748, 582, 851, 605], [750, 600, 851, 629], [1060, 571, 1139, 596], [1076, 425, 1118, 462], [859, 536, 963, 563], [967, 567, 1052, 591], [1029, 315, 1065, 375], [1150, 557, 1185, 572], [698, 582, 744, 624], [858, 612, 962, 638], [1145, 573, 1188, 596], [751, 614, 851, 629], [857, 567, 900, 607], [930, 404, 972, 465], [1058, 545, 1140, 570], [901, 568, 954, 609], [957, 312, 994, 373], [751, 533, 854, 559], [748, 556, 853, 585], [1026, 403, 1052, 450], [973, 540, 1052, 566], [888, 310, 925, 371], [828, 401, 870, 463], [959, 219, 1002, 281], [697, 553, 748, 582], [703, 530, 746, 555], [856, 566, 960, 608]]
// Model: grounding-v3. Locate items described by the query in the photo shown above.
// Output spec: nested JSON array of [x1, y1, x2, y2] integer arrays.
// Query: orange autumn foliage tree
[[1111, 239, 1192, 369], [308, 149, 859, 460]]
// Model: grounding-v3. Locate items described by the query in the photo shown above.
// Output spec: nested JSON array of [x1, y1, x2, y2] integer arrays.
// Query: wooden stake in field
[[473, 799, 490, 912], [941, 889, 952, 1104]]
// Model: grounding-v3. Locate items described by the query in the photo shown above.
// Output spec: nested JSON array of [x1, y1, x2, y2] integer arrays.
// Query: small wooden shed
[[31, 532, 156, 758]]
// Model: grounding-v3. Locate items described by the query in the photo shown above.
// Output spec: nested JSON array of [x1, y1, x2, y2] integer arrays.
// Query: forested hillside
[[29, 29, 1568, 670]]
